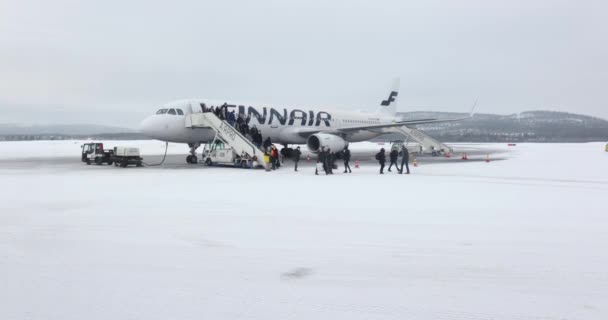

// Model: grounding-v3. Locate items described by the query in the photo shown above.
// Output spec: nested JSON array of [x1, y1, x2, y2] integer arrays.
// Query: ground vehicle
[[202, 141, 255, 168], [81, 143, 114, 165], [112, 146, 143, 167]]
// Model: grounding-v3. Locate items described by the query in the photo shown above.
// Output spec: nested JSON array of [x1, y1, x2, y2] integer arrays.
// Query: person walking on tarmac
[[343, 146, 352, 173], [325, 148, 334, 174], [293, 146, 301, 171], [399, 145, 410, 174], [316, 146, 327, 175], [376, 148, 386, 174], [388, 148, 399, 172]]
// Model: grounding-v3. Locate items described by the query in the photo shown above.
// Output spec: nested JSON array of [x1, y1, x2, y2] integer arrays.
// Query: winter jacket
[[390, 150, 398, 162]]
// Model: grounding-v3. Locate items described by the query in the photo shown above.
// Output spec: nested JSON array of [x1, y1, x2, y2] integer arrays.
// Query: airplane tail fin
[[377, 78, 400, 116]]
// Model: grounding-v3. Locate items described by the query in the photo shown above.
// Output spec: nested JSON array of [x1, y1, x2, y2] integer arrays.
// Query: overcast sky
[[1, 0, 607, 128]]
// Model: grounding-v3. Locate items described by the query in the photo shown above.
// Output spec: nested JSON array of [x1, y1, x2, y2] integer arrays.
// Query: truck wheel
[[205, 158, 212, 166], [86, 159, 91, 165], [95, 157, 102, 165], [114, 162, 119, 167], [121, 160, 128, 167]]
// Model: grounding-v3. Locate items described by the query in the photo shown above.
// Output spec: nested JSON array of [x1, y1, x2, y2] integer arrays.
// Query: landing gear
[[186, 155, 198, 164], [186, 142, 201, 164]]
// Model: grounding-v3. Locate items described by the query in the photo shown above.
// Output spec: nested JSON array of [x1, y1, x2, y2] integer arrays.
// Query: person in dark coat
[[399, 145, 410, 174], [316, 147, 327, 175], [293, 146, 301, 171], [342, 146, 352, 173], [388, 148, 399, 172], [263, 137, 272, 150], [376, 148, 386, 174], [325, 148, 333, 174]]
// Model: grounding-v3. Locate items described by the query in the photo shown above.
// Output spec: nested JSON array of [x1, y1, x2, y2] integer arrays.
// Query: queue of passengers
[[202, 102, 266, 149]]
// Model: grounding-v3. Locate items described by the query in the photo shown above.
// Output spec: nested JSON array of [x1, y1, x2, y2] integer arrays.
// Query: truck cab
[[81, 143, 114, 165]]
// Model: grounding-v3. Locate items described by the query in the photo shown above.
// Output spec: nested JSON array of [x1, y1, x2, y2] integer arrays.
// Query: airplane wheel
[[190, 155, 197, 164], [186, 155, 192, 163]]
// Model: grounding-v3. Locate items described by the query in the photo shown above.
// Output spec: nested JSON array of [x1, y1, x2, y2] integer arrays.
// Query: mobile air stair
[[393, 126, 453, 155], [185, 112, 267, 167]]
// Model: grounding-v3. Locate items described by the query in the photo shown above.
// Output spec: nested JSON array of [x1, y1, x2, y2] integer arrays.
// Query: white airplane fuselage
[[140, 99, 395, 145]]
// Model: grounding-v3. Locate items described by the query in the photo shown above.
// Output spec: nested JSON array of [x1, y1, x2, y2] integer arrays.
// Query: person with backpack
[[376, 148, 386, 174], [342, 146, 352, 173], [399, 145, 410, 174], [293, 146, 301, 171], [388, 148, 399, 172]]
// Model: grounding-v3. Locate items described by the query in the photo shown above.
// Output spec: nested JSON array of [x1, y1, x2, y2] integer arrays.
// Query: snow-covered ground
[[0, 141, 607, 320]]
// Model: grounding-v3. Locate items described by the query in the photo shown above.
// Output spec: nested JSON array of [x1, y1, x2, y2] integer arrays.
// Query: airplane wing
[[295, 98, 478, 137], [295, 115, 472, 137]]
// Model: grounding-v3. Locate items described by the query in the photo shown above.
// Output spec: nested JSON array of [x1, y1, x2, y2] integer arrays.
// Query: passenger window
[[176, 109, 184, 115], [168, 109, 177, 115], [156, 109, 168, 114]]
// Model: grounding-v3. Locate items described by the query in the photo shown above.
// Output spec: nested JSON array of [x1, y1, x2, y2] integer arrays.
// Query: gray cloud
[[1, 0, 607, 128]]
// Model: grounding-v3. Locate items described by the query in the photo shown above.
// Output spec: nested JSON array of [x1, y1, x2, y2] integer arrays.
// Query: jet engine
[[306, 133, 347, 153]]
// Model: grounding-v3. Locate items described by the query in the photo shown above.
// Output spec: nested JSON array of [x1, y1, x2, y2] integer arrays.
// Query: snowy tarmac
[[1, 141, 607, 319]]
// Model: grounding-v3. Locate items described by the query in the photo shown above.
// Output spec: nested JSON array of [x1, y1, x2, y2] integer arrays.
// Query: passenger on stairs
[[227, 111, 236, 126], [263, 137, 272, 150]]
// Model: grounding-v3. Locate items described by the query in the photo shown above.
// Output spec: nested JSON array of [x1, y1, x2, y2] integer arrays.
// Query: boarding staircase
[[185, 112, 267, 165], [394, 126, 453, 154]]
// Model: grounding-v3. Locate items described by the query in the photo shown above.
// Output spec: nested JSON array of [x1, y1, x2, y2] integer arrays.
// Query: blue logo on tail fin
[[381, 91, 398, 106]]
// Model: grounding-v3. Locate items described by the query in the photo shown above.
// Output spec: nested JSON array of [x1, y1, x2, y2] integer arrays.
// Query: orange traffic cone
[[413, 158, 418, 167], [354, 160, 360, 168], [485, 154, 490, 163]]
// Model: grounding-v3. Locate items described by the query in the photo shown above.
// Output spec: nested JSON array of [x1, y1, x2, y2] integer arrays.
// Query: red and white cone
[[485, 154, 491, 163], [355, 160, 360, 168], [413, 158, 418, 167]]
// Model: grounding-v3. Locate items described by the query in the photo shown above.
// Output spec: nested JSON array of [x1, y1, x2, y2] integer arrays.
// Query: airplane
[[139, 79, 473, 163]]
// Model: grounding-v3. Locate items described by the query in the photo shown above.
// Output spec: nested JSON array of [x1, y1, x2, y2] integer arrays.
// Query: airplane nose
[[139, 117, 153, 136]]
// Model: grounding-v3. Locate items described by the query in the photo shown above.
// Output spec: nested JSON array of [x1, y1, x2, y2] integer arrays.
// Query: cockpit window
[[176, 109, 184, 115], [156, 109, 168, 114], [168, 109, 177, 115]]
